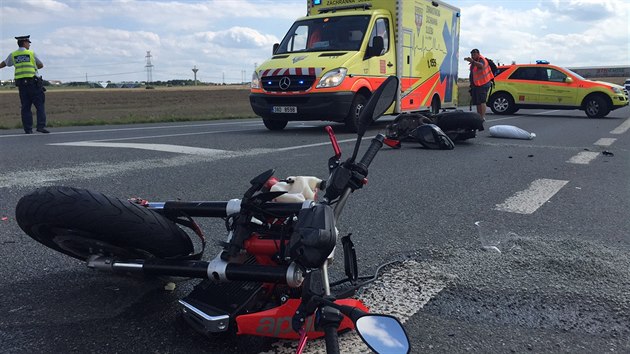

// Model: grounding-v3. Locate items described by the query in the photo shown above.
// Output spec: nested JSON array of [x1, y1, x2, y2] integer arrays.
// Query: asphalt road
[[1, 105, 629, 353]]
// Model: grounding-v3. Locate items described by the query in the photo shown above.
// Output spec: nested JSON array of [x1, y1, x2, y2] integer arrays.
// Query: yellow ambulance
[[250, 0, 461, 131]]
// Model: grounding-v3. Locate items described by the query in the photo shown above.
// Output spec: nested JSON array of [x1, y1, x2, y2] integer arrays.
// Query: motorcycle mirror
[[355, 314, 410, 354], [350, 76, 398, 162], [356, 76, 399, 137], [244, 169, 276, 198]]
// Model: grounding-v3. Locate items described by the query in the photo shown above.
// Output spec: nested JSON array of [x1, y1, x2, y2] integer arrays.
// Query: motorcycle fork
[[341, 234, 358, 283], [321, 260, 331, 296]]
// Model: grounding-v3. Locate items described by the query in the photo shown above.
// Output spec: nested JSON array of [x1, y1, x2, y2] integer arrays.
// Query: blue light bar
[[536, 60, 550, 64], [313, 0, 322, 5]]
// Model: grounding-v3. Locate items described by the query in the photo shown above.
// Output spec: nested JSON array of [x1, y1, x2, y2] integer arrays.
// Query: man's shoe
[[36, 128, 50, 134], [25, 130, 33, 134]]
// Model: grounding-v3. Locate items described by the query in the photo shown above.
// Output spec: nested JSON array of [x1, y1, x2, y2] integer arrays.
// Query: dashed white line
[[495, 178, 569, 214], [567, 151, 600, 164], [611, 118, 630, 134], [593, 138, 616, 147]]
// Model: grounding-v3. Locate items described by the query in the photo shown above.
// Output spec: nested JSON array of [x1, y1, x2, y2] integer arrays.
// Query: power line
[[52, 71, 145, 81], [44, 61, 145, 70]]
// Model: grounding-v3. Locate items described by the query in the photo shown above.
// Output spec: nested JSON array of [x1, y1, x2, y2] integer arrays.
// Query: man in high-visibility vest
[[0, 35, 49, 134], [464, 48, 494, 121]]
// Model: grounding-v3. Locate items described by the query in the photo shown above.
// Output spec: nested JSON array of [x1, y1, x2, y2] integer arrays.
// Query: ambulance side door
[[364, 17, 396, 78]]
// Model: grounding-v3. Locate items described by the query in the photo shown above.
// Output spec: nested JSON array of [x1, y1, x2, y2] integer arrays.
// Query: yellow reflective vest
[[11, 49, 37, 79]]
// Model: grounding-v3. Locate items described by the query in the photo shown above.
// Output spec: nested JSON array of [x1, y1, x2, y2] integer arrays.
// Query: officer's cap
[[15, 35, 31, 43]]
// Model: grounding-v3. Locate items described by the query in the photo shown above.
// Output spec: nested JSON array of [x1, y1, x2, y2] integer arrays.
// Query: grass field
[[0, 77, 625, 130]]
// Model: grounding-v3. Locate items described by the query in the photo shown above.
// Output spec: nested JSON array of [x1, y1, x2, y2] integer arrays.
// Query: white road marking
[[485, 115, 521, 122], [567, 151, 600, 164], [51, 142, 228, 156], [260, 260, 450, 354], [611, 118, 630, 134], [495, 178, 569, 214], [51, 138, 358, 154], [0, 138, 359, 188], [535, 110, 562, 115], [593, 138, 616, 147], [0, 120, 261, 138], [84, 127, 260, 141]]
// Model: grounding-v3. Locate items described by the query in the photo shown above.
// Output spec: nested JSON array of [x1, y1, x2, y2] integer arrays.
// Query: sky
[[0, 0, 628, 84]]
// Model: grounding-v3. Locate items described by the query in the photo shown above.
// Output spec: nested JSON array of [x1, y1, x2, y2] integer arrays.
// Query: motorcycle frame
[[86, 134, 367, 340]]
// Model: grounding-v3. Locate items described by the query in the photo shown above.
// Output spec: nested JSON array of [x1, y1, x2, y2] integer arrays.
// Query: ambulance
[[250, 0, 461, 131]]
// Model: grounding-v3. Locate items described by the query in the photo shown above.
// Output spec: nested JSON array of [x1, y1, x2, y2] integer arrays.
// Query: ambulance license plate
[[272, 106, 297, 114]]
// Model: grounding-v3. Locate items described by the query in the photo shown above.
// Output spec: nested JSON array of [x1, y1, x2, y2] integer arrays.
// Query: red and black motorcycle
[[15, 76, 409, 354]]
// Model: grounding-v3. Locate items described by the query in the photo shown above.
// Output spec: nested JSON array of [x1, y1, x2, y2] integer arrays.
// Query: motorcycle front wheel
[[16, 186, 194, 261]]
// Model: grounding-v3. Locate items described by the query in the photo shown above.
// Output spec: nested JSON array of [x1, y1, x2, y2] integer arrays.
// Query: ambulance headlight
[[610, 86, 622, 94], [251, 71, 261, 89], [316, 68, 347, 88]]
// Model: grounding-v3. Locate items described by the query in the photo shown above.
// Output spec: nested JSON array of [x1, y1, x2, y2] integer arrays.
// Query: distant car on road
[[487, 61, 629, 118], [624, 78, 630, 95]]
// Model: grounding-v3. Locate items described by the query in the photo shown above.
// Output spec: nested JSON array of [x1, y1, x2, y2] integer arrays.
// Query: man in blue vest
[[0, 35, 49, 134]]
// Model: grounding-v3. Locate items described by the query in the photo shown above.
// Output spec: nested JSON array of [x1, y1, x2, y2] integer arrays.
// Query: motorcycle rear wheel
[[16, 186, 194, 261]]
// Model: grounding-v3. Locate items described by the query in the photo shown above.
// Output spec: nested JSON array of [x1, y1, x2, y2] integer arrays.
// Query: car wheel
[[584, 95, 610, 118], [489, 93, 515, 115], [345, 93, 368, 133], [263, 118, 288, 130]]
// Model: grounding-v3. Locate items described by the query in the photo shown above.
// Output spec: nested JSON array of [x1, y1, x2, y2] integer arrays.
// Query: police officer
[[0, 35, 49, 134]]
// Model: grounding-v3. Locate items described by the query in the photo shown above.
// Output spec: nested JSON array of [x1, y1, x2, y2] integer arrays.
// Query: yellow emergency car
[[487, 61, 628, 118]]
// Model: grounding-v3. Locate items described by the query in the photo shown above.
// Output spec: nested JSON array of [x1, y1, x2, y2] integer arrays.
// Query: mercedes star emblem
[[279, 77, 291, 90]]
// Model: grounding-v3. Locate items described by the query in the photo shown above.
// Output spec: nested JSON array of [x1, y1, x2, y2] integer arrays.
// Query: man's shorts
[[471, 83, 491, 105]]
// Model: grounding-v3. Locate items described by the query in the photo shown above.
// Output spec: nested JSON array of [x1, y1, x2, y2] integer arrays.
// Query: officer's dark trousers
[[18, 82, 47, 131]]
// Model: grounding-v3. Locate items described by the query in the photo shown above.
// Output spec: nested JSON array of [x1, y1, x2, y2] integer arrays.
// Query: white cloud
[[458, 0, 629, 76], [1, 0, 627, 83], [548, 0, 622, 21], [197, 27, 279, 49]]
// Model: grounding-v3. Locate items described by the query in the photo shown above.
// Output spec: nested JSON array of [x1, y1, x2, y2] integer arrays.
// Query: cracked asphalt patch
[[412, 236, 630, 353]]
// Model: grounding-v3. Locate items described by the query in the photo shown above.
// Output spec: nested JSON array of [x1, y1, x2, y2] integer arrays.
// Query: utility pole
[[192, 66, 199, 85], [145, 51, 153, 85]]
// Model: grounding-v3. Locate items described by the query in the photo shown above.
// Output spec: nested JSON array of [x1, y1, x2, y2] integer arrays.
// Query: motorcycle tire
[[16, 186, 194, 261], [433, 110, 484, 131]]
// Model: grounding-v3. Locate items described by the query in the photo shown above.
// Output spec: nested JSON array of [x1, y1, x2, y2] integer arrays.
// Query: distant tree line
[[39, 79, 236, 88]]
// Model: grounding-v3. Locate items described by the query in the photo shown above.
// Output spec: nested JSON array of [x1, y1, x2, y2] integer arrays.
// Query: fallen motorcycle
[[384, 110, 484, 149], [15, 76, 409, 354]]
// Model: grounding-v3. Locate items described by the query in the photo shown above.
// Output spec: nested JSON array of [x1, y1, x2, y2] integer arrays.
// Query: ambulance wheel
[[263, 118, 288, 130], [345, 94, 367, 133], [584, 95, 610, 118], [430, 96, 441, 114], [489, 93, 516, 115]]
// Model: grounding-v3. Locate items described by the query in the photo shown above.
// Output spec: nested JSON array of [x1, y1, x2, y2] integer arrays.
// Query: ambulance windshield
[[276, 15, 370, 54]]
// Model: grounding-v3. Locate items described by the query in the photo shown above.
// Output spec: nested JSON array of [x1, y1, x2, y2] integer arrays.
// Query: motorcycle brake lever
[[325, 125, 342, 159]]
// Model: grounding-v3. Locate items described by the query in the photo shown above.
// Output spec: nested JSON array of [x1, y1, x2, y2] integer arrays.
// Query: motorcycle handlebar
[[357, 134, 385, 171]]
